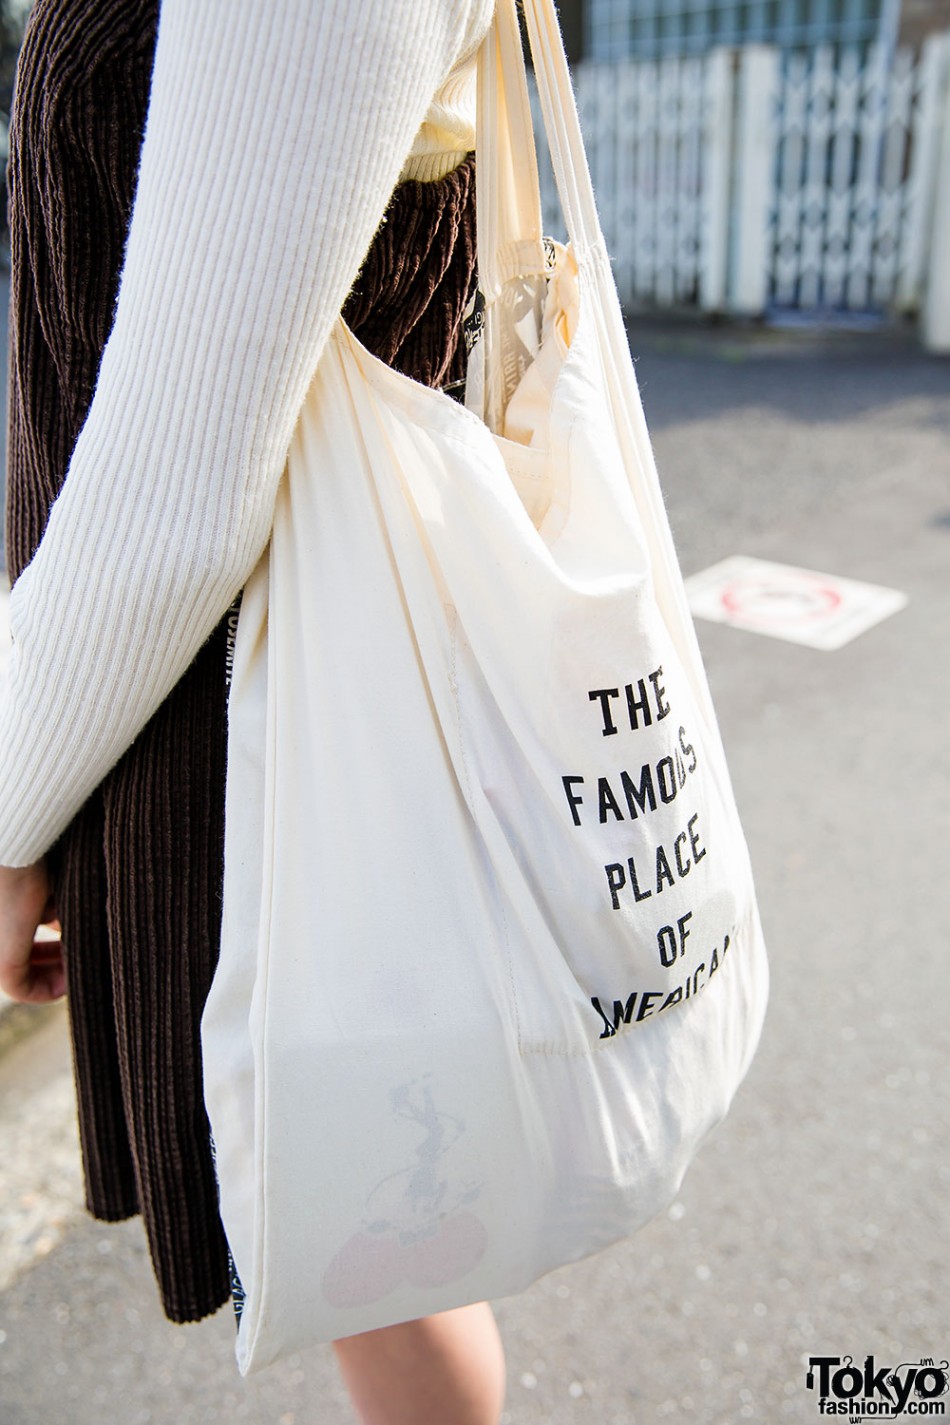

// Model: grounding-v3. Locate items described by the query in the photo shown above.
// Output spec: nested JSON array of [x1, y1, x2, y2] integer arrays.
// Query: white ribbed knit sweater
[[0, 0, 495, 866]]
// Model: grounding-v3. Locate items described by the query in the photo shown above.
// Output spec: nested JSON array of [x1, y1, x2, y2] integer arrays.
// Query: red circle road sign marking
[[720, 572, 843, 626]]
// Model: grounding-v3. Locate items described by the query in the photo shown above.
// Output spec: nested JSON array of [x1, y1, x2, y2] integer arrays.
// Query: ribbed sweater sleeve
[[0, 0, 494, 866]]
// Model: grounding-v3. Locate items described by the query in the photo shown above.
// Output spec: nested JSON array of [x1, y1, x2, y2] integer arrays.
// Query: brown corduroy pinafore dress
[[6, 0, 479, 1324]]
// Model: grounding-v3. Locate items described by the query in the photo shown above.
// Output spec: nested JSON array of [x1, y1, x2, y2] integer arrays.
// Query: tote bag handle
[[479, 0, 721, 731], [475, 0, 545, 299], [476, 0, 609, 296]]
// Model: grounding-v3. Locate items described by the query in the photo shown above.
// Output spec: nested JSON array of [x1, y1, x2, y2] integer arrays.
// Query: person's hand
[[0, 859, 65, 1004]]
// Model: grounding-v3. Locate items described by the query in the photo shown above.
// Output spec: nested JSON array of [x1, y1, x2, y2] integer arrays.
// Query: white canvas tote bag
[[201, 0, 769, 1375]]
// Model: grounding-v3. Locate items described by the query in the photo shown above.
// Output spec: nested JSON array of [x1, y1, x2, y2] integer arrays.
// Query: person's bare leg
[[331, 1301, 506, 1425]]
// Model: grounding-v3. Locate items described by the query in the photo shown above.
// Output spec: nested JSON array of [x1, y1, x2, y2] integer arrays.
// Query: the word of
[[590, 932, 731, 1037]]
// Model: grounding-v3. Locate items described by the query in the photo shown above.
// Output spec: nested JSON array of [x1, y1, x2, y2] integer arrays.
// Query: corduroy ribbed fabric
[[6, 0, 478, 1324]]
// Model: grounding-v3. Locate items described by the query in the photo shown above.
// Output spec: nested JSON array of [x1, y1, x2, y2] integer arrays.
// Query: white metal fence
[[586, 0, 886, 60], [532, 30, 950, 348]]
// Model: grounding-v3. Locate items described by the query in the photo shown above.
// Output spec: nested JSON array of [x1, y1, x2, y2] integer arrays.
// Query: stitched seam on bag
[[243, 546, 281, 1367], [436, 422, 575, 551], [449, 609, 525, 1055]]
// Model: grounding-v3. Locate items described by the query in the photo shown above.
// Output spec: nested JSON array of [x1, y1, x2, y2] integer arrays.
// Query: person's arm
[[0, 0, 493, 869]]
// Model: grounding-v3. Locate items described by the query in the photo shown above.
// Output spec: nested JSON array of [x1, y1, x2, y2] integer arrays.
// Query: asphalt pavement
[[1, 307, 948, 1425]]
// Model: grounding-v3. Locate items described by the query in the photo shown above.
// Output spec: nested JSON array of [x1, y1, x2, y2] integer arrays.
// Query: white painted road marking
[[684, 555, 908, 650]]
